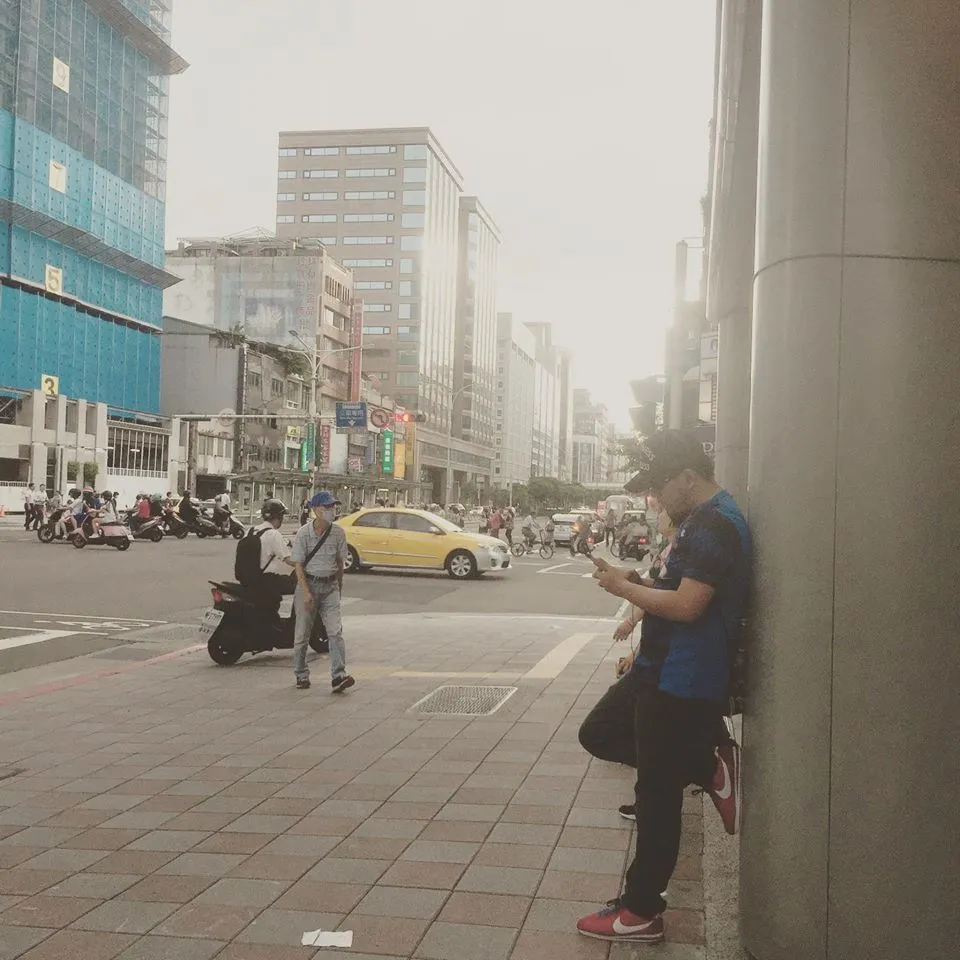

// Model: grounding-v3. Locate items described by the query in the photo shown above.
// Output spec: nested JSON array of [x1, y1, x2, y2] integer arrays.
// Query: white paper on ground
[[301, 929, 354, 948]]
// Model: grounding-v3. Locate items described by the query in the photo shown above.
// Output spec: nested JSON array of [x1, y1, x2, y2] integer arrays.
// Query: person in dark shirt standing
[[576, 430, 751, 945]]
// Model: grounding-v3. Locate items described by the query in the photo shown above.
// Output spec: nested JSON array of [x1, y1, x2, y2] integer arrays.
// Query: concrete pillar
[[743, 2, 960, 958], [710, 0, 761, 506]]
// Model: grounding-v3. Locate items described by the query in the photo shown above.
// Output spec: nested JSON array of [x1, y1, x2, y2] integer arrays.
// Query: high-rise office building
[[275, 127, 495, 499], [275, 127, 462, 426], [495, 313, 535, 488], [454, 197, 499, 450], [0, 1, 186, 414]]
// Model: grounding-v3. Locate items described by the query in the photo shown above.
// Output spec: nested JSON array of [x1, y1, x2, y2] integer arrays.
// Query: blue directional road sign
[[335, 401, 368, 429]]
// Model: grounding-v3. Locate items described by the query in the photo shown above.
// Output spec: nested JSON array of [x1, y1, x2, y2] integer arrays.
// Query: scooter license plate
[[199, 609, 224, 638]]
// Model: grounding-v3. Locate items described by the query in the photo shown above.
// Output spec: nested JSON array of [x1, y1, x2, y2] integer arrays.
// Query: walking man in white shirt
[[291, 491, 353, 693]]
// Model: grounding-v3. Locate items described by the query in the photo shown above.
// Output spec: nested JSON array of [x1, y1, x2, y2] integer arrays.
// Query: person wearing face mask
[[290, 491, 354, 693]]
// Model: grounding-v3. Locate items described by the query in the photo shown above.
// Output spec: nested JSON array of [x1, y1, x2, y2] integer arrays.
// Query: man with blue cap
[[290, 491, 354, 693]]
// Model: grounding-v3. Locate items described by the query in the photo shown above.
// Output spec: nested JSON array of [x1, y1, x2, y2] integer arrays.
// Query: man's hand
[[302, 590, 314, 610], [595, 565, 633, 598], [613, 617, 636, 642], [615, 648, 636, 677]]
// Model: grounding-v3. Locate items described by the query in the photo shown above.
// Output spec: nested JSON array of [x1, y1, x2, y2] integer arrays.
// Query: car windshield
[[420, 511, 461, 532]]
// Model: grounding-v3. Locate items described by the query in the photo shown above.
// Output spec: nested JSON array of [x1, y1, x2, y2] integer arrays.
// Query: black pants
[[578, 674, 638, 767], [504, 528, 513, 546], [606, 527, 616, 547], [258, 573, 295, 614], [24, 504, 33, 530], [622, 686, 719, 917]]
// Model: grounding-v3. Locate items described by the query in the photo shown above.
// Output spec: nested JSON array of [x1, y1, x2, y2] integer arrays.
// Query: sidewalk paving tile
[[17, 848, 110, 872], [235, 908, 342, 945], [114, 935, 225, 960], [456, 866, 542, 897], [438, 892, 531, 928], [0, 925, 51, 958], [195, 878, 290, 908], [473, 843, 552, 870], [45, 873, 142, 899], [303, 857, 391, 884], [547, 847, 626, 875], [414, 921, 518, 960], [154, 902, 259, 940], [400, 840, 479, 864], [379, 861, 466, 890], [119, 874, 214, 903], [273, 880, 369, 914], [155, 852, 247, 877], [16, 929, 137, 960], [70, 900, 179, 934], [339, 914, 432, 956], [228, 854, 318, 881], [330, 837, 411, 861], [194, 832, 275, 855], [353, 886, 447, 919], [0, 894, 102, 927], [0, 870, 70, 896]]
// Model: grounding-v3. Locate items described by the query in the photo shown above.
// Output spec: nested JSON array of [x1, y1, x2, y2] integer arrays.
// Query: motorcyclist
[[244, 499, 295, 613], [132, 493, 151, 531], [212, 490, 232, 532], [178, 491, 199, 527]]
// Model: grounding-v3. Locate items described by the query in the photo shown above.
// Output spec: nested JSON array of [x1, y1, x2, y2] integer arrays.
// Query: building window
[[345, 168, 396, 178], [362, 326, 391, 336], [302, 192, 337, 201], [271, 377, 284, 398], [399, 259, 414, 274], [305, 146, 339, 156], [396, 372, 419, 387], [304, 169, 338, 178], [363, 304, 392, 313], [343, 258, 393, 268], [403, 144, 428, 160], [354, 281, 393, 290], [343, 213, 394, 222], [397, 350, 418, 365], [276, 215, 295, 224], [402, 190, 426, 206], [401, 212, 425, 228], [399, 281, 413, 296], [278, 170, 296, 179], [277, 193, 295, 202], [301, 214, 337, 223], [398, 303, 419, 320], [343, 236, 394, 245], [301, 236, 336, 245], [279, 148, 297, 157], [403, 167, 427, 184], [246, 371, 262, 389], [344, 191, 396, 200], [346, 145, 397, 155], [400, 236, 424, 251]]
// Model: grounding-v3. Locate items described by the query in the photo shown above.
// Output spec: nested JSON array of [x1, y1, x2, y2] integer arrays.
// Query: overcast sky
[[164, 0, 716, 429]]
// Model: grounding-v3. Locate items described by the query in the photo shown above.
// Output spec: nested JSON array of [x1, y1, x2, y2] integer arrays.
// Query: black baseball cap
[[625, 429, 715, 495]]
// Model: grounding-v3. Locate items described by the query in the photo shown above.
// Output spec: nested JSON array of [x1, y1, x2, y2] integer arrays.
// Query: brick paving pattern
[[0, 616, 706, 959]]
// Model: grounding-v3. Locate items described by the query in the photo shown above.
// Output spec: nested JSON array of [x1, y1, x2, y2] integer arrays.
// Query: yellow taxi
[[337, 507, 511, 579]]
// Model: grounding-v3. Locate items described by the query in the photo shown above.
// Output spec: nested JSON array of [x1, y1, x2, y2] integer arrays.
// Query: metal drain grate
[[410, 685, 518, 717]]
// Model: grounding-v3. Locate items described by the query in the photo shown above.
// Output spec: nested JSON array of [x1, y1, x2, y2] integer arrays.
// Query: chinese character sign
[[350, 298, 364, 400], [381, 429, 394, 475]]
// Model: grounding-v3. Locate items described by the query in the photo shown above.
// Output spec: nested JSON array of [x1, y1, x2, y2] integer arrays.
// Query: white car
[[550, 513, 578, 546]]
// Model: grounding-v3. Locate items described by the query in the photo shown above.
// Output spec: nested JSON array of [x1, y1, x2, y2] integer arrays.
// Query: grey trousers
[[293, 578, 345, 682]]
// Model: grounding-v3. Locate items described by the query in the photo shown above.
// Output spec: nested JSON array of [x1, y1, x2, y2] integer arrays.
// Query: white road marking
[[0, 609, 166, 623], [524, 632, 597, 680], [538, 562, 572, 575], [0, 629, 79, 652]]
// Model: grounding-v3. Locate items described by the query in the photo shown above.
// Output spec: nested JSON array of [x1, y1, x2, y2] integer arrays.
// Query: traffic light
[[394, 411, 427, 424]]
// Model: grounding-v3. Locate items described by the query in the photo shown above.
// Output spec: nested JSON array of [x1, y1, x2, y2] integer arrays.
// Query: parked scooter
[[201, 580, 329, 665], [69, 515, 134, 551]]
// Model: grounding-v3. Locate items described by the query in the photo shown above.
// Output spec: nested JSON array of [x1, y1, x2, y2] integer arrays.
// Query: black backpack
[[235, 528, 268, 585]]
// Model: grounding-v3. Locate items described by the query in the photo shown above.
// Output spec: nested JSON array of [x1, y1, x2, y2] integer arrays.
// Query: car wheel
[[207, 636, 242, 665], [345, 546, 362, 573], [446, 549, 477, 580]]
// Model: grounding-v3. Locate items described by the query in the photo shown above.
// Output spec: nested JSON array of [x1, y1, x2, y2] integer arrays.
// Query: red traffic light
[[393, 411, 427, 424]]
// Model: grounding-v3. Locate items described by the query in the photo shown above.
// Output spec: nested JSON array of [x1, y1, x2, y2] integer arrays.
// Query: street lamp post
[[444, 382, 473, 508]]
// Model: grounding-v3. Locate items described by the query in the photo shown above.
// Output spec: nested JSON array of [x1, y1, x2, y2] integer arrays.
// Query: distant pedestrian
[[22, 482, 36, 530], [605, 508, 618, 548], [502, 508, 514, 547], [291, 491, 354, 694], [488, 508, 501, 539]]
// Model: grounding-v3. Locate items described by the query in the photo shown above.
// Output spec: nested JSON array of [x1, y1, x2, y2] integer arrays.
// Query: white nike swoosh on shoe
[[714, 760, 732, 800], [612, 917, 657, 935]]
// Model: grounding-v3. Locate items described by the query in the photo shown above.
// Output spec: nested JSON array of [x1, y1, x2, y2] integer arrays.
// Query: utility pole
[[185, 420, 198, 494]]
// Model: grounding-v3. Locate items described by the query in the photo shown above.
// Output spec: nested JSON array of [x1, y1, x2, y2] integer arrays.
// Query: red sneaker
[[708, 740, 740, 835], [576, 899, 664, 943]]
